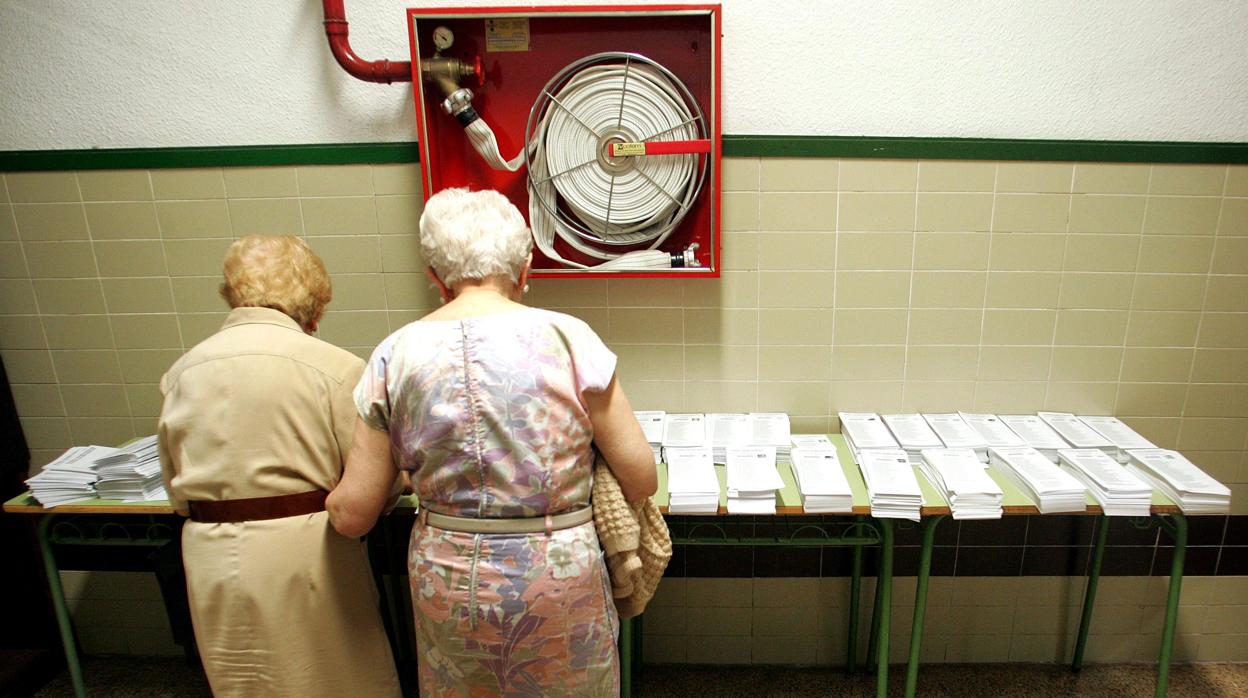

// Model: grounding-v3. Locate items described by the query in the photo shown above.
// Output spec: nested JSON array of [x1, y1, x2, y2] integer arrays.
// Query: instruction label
[[485, 18, 530, 52]]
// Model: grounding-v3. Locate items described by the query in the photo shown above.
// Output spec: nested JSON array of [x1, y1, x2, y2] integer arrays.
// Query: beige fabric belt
[[421, 507, 593, 534]]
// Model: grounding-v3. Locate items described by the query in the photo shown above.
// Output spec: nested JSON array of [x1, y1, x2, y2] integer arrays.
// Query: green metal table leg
[[847, 518, 864, 674], [866, 547, 883, 669], [38, 516, 86, 698], [1155, 513, 1187, 698], [904, 514, 946, 698], [874, 519, 894, 698], [1072, 515, 1109, 672], [620, 615, 633, 698]]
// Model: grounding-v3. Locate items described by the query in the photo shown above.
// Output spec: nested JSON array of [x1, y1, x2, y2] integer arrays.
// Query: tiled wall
[[3, 157, 1246, 662]]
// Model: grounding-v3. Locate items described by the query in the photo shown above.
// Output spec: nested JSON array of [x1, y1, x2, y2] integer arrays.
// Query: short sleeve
[[565, 317, 617, 394], [354, 335, 396, 432]]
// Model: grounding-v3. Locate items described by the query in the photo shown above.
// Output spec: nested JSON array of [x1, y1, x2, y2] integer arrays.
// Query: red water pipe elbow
[[323, 0, 411, 84]]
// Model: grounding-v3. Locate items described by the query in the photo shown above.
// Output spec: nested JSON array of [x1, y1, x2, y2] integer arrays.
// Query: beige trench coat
[[158, 307, 400, 698]]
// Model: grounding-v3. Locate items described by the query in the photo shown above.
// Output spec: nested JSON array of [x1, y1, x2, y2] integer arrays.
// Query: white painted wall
[[1, 0, 1245, 150]]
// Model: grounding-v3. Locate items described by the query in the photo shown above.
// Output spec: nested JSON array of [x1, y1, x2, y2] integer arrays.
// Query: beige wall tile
[[619, 379, 682, 411], [759, 158, 836, 191], [1227, 167, 1248, 196], [0, 205, 15, 242], [328, 274, 386, 311], [5, 172, 80, 203], [759, 192, 836, 230], [757, 380, 829, 414], [721, 191, 759, 231], [685, 345, 757, 381], [527, 278, 607, 308], [150, 170, 225, 200], [760, 271, 835, 307], [60, 384, 129, 417], [907, 308, 982, 345], [614, 345, 683, 381], [757, 232, 836, 270], [67, 417, 135, 445], [829, 380, 904, 413], [978, 347, 1052, 381], [1144, 196, 1221, 236], [1120, 348, 1194, 383], [176, 313, 226, 346], [988, 232, 1066, 271], [918, 161, 996, 192], [42, 315, 112, 350], [24, 241, 98, 278], [907, 346, 978, 380], [83, 202, 159, 240], [835, 271, 908, 308], [1053, 309, 1128, 345], [14, 203, 89, 241], [370, 164, 422, 196], [1197, 313, 1248, 348], [0, 279, 37, 314], [1045, 381, 1117, 413], [985, 271, 1060, 308], [1, 349, 56, 382], [1073, 164, 1150, 194], [1121, 416, 1180, 448], [93, 240, 167, 277], [77, 171, 152, 202], [981, 309, 1055, 345], [758, 346, 829, 381], [831, 346, 906, 380], [685, 307, 759, 345], [722, 157, 759, 191], [102, 278, 175, 313], [1211, 237, 1248, 274], [227, 198, 302, 236], [1149, 165, 1226, 196], [717, 231, 758, 271], [1177, 418, 1248, 451], [1060, 272, 1135, 310], [110, 314, 182, 350], [1131, 274, 1207, 311], [308, 236, 382, 274], [1206, 275, 1248, 312], [301, 197, 378, 236], [125, 384, 163, 417], [1137, 235, 1213, 274], [117, 349, 182, 383], [1191, 348, 1248, 383], [974, 381, 1048, 413], [1127, 311, 1201, 347], [297, 165, 372, 197], [683, 272, 758, 308], [223, 167, 299, 198], [833, 308, 906, 345], [1115, 383, 1189, 416], [911, 271, 987, 308], [684, 381, 757, 413], [685, 634, 751, 664], [903, 380, 975, 411], [376, 234, 423, 273], [1064, 234, 1140, 272], [1185, 384, 1248, 418], [913, 191, 988, 232], [0, 316, 46, 350], [913, 232, 989, 270], [163, 238, 231, 276], [993, 194, 1069, 233], [837, 232, 911, 270], [155, 200, 231, 238], [11, 384, 65, 417], [316, 310, 388, 347], [1068, 195, 1146, 234], [838, 192, 915, 231], [608, 308, 682, 343], [839, 160, 916, 192], [997, 163, 1072, 193], [51, 350, 122, 384], [606, 278, 683, 307], [376, 195, 421, 235], [20, 417, 71, 450], [170, 277, 227, 313], [1049, 347, 1122, 382], [1218, 198, 1248, 236]]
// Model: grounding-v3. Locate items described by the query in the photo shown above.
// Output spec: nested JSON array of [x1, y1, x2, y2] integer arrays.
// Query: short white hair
[[419, 188, 532, 287]]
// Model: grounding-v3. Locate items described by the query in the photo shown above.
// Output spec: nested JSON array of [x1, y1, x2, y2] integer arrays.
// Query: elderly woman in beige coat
[[157, 235, 400, 697]]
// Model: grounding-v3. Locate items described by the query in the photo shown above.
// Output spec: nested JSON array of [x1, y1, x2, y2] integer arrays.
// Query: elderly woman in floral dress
[[328, 188, 656, 696]]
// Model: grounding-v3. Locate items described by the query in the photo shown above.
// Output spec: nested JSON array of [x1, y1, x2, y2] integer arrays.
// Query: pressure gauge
[[432, 26, 454, 51]]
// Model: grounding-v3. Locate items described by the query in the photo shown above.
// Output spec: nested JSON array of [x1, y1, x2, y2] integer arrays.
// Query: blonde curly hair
[[219, 235, 332, 330]]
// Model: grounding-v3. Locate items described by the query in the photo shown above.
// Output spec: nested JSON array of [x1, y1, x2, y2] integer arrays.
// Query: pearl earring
[[522, 283, 530, 295]]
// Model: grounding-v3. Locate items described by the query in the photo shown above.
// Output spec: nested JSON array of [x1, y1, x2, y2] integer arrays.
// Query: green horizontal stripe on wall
[[1, 136, 1245, 171]]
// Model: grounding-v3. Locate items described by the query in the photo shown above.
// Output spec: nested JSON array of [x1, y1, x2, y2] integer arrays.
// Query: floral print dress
[[355, 308, 620, 697]]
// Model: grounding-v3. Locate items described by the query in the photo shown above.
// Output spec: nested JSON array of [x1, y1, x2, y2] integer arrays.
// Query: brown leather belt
[[187, 490, 328, 523]]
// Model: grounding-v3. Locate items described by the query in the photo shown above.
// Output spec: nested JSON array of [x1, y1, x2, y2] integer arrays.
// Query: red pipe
[[322, 0, 411, 84]]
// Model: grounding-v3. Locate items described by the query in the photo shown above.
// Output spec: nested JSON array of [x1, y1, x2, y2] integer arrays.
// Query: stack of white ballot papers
[[883, 414, 943, 464], [25, 445, 115, 507], [94, 435, 166, 502], [924, 413, 990, 462], [918, 448, 1003, 519], [857, 449, 923, 521], [1125, 449, 1231, 514], [706, 413, 751, 463], [725, 446, 783, 514], [838, 412, 899, 462], [1039, 412, 1112, 454], [1079, 416, 1156, 463], [752, 413, 792, 465], [789, 445, 853, 513], [989, 446, 1088, 513], [999, 415, 1070, 462], [663, 446, 721, 514], [791, 434, 835, 452], [634, 411, 666, 463], [662, 413, 706, 450], [960, 412, 1027, 449], [1058, 448, 1152, 516]]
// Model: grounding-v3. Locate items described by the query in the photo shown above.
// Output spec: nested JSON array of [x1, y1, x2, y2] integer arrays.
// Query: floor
[[29, 658, 1248, 697]]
